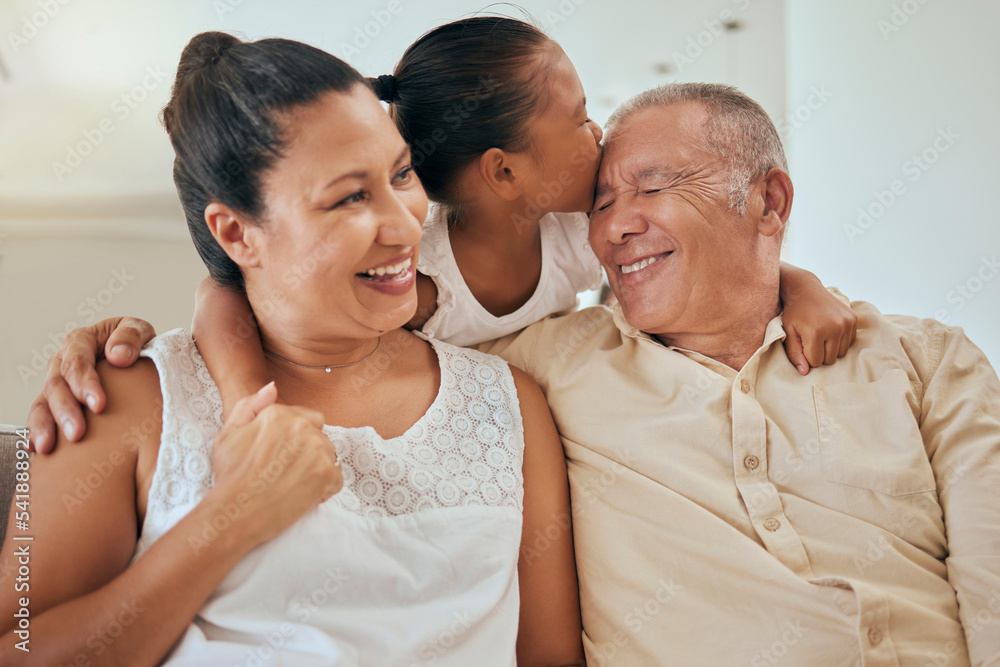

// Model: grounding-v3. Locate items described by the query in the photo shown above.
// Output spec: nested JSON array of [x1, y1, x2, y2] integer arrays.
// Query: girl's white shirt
[[417, 207, 604, 347]]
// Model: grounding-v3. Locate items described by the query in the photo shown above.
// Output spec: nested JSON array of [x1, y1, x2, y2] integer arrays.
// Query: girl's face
[[248, 84, 428, 341], [518, 45, 604, 215]]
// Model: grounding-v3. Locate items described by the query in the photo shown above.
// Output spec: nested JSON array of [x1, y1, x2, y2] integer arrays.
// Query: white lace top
[[417, 207, 604, 347], [134, 329, 525, 666]]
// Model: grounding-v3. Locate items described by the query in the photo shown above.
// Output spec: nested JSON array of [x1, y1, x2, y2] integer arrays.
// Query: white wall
[[784, 0, 1000, 368]]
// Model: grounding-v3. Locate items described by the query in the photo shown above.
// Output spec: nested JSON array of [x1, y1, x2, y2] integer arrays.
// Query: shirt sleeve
[[917, 321, 1000, 663], [475, 321, 545, 378]]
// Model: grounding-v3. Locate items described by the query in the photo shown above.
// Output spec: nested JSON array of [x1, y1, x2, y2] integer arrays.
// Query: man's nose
[[600, 197, 646, 245]]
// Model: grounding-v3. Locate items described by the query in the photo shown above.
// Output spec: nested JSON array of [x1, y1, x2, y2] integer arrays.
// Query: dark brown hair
[[162, 32, 367, 291], [368, 17, 553, 212]]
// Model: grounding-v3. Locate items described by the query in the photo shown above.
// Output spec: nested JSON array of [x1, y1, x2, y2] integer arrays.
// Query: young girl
[[188, 16, 854, 415], [28, 16, 856, 450]]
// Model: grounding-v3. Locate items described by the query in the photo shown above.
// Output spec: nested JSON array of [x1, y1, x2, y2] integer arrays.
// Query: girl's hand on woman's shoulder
[[28, 316, 157, 453]]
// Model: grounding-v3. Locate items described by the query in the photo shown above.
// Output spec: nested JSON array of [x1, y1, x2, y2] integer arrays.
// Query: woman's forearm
[[0, 491, 256, 666]]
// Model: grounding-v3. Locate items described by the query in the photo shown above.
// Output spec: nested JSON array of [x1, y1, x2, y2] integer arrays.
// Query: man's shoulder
[[849, 299, 951, 347], [478, 306, 620, 375], [843, 298, 984, 384]]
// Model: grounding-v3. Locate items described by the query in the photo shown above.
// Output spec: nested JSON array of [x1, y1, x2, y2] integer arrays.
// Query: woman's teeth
[[621, 255, 659, 275], [363, 257, 411, 278]]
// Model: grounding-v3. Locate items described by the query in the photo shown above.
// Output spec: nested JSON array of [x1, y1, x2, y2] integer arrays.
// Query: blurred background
[[1, 0, 997, 423]]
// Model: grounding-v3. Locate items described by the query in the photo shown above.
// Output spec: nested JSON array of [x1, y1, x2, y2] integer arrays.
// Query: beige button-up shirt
[[484, 298, 1000, 666]]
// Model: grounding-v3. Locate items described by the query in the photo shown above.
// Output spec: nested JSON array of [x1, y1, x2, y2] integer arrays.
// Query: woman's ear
[[477, 147, 527, 202], [204, 203, 263, 268], [757, 168, 794, 238]]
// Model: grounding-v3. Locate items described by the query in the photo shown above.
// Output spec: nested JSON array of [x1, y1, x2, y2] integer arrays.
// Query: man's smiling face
[[589, 101, 765, 339]]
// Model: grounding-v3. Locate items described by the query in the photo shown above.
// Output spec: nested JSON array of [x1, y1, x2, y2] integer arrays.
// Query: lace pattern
[[139, 330, 524, 534], [326, 343, 524, 518]]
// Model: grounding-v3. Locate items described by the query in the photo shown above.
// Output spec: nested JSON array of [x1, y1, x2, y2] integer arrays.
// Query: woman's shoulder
[[30, 354, 163, 518]]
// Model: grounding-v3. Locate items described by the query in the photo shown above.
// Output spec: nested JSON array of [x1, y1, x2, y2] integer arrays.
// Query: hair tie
[[376, 74, 397, 102]]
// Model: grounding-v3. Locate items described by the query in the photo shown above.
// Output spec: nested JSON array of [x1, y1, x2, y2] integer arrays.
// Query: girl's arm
[[27, 277, 272, 453], [778, 262, 858, 375], [510, 366, 585, 667], [405, 271, 438, 330], [1, 365, 340, 666], [192, 277, 270, 417]]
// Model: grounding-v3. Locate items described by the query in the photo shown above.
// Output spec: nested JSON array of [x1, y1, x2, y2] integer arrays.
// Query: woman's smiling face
[[247, 84, 428, 340]]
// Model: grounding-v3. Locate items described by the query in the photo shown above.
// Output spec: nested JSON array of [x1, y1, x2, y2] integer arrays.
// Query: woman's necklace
[[264, 337, 380, 373]]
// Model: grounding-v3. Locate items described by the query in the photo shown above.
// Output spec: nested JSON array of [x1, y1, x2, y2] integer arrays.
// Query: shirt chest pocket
[[812, 369, 936, 496]]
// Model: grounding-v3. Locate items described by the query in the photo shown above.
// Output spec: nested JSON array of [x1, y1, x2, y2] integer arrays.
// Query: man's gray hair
[[605, 83, 788, 215]]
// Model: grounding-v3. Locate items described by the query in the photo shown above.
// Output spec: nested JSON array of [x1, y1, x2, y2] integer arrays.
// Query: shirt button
[[740, 379, 751, 393], [868, 627, 883, 645], [763, 518, 780, 532], [744, 455, 759, 470]]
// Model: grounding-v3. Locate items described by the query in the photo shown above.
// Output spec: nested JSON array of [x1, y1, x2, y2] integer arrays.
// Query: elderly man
[[486, 83, 1000, 665]]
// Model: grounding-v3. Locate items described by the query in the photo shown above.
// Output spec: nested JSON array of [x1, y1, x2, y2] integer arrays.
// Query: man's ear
[[757, 168, 794, 238], [477, 147, 527, 202], [204, 202, 263, 268]]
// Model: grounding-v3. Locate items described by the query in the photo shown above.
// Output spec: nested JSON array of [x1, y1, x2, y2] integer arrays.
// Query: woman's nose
[[376, 189, 424, 247]]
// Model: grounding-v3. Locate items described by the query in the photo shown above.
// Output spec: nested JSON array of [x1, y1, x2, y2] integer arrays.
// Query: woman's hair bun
[[369, 74, 397, 103], [177, 31, 240, 79]]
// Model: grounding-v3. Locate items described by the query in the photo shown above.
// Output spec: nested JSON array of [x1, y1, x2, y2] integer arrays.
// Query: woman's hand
[[27, 316, 156, 454], [207, 382, 343, 547], [779, 263, 858, 374]]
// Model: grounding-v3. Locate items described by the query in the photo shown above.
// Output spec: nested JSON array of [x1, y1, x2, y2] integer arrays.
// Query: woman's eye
[[643, 189, 662, 195], [594, 199, 613, 212], [393, 165, 414, 184], [334, 190, 366, 208]]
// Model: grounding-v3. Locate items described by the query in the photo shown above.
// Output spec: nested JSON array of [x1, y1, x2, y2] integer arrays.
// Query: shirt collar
[[611, 302, 788, 355]]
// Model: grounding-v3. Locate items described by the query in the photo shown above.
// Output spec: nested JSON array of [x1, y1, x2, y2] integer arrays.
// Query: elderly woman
[[0, 33, 582, 666]]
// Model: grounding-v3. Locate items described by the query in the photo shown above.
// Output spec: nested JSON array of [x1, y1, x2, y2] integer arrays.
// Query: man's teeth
[[364, 257, 411, 277], [620, 255, 659, 275]]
